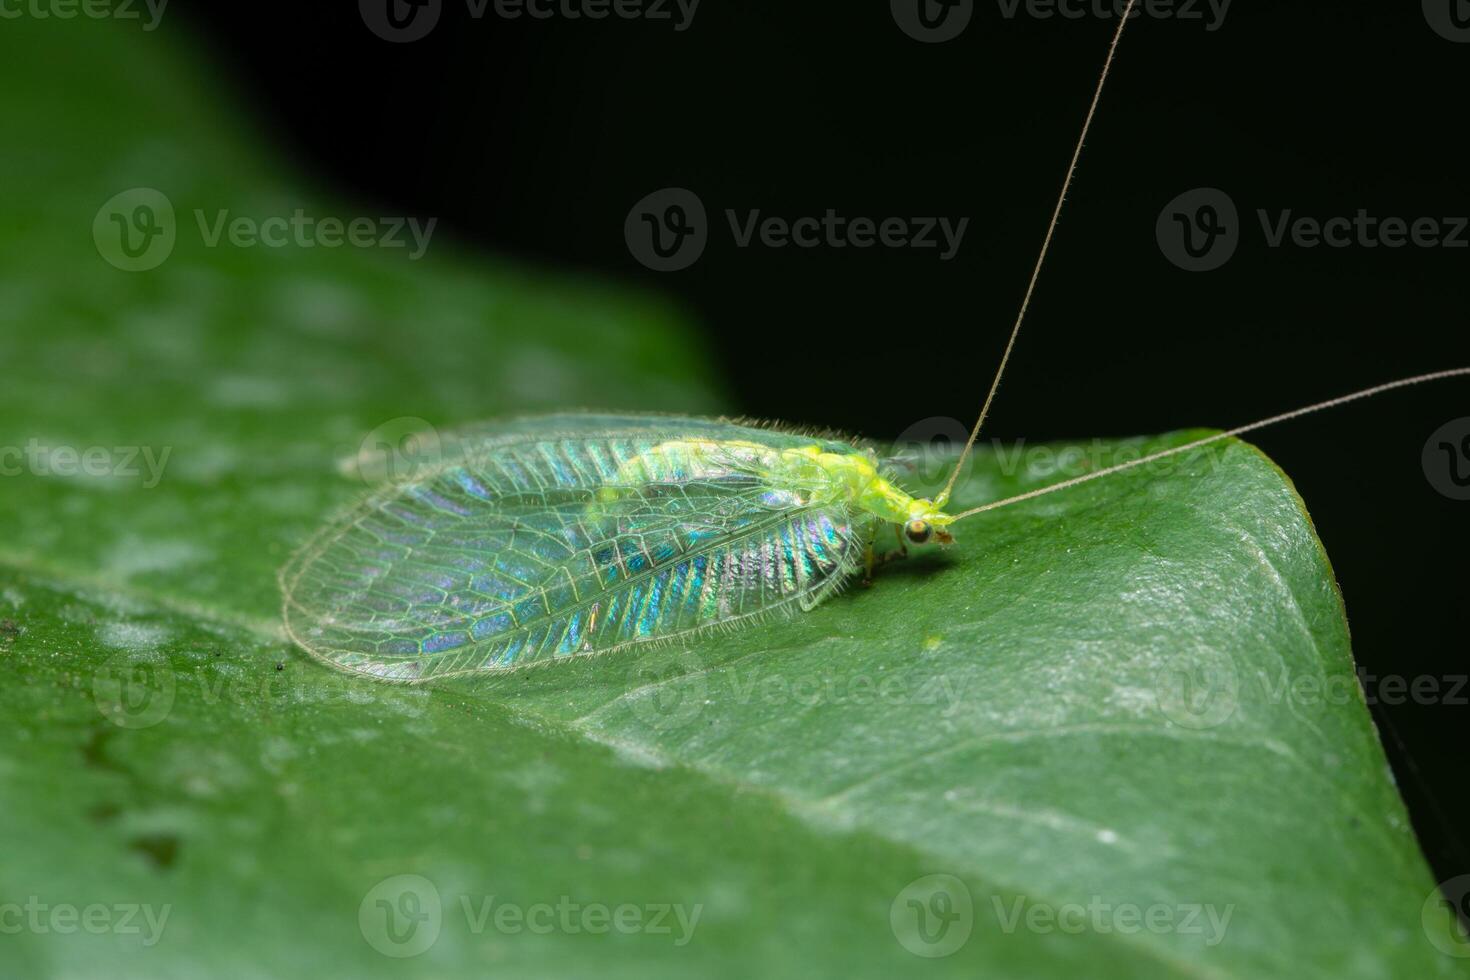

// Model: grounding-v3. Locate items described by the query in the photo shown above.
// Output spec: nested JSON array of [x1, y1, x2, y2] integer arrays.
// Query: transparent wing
[[356, 413, 864, 479], [282, 428, 871, 680]]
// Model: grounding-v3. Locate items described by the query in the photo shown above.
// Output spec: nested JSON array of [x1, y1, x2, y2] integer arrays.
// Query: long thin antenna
[[936, 0, 1140, 507], [948, 367, 1470, 521]]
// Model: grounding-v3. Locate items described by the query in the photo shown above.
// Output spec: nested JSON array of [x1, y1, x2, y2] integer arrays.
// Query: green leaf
[[2, 15, 1464, 980]]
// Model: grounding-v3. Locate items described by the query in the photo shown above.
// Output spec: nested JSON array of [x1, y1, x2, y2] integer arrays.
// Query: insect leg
[[863, 525, 911, 587]]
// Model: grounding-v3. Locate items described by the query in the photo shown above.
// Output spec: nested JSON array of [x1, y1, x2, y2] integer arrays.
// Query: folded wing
[[282, 420, 870, 680]]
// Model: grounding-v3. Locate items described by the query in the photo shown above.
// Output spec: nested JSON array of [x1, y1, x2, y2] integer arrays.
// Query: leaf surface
[[0, 15, 1463, 980]]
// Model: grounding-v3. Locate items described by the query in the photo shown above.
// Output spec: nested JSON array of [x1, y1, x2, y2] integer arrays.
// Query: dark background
[[178, 2, 1468, 886]]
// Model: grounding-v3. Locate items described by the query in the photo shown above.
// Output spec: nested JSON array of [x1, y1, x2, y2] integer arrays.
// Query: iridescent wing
[[282, 417, 873, 680]]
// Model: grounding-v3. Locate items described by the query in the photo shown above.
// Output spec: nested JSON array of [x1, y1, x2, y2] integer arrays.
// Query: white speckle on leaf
[[90, 592, 151, 617], [209, 374, 291, 409], [505, 763, 567, 815], [247, 481, 315, 514], [1109, 685, 1161, 715], [575, 727, 668, 771], [103, 537, 208, 578], [259, 736, 298, 775], [607, 740, 665, 769], [506, 348, 576, 403], [98, 621, 171, 652], [172, 444, 245, 482], [271, 279, 364, 338]]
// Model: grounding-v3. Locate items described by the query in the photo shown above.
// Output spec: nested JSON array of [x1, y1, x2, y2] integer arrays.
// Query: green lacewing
[[280, 4, 1467, 682], [281, 414, 950, 680]]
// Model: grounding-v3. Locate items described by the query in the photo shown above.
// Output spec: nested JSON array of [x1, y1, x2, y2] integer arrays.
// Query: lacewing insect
[[280, 4, 1467, 682]]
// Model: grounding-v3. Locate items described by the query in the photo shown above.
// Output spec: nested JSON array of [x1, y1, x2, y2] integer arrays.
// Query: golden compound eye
[[904, 520, 933, 545]]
